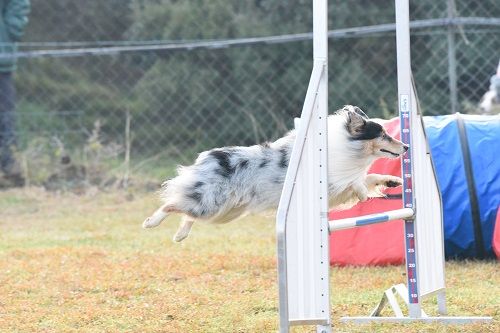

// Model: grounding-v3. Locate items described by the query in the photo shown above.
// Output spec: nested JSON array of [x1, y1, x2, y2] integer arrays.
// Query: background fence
[[3, 0, 500, 189]]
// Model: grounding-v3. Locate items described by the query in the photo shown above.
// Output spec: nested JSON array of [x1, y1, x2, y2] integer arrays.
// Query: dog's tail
[[142, 204, 170, 228]]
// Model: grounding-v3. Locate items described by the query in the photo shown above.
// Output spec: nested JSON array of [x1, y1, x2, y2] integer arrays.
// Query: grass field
[[0, 188, 498, 332]]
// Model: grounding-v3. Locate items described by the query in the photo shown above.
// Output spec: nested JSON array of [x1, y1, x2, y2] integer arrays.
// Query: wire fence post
[[447, 0, 458, 114]]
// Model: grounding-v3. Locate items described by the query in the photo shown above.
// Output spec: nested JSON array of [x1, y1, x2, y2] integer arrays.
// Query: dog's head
[[341, 105, 408, 159]]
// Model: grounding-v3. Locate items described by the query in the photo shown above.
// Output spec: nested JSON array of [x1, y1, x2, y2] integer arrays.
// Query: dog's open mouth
[[380, 149, 400, 157]]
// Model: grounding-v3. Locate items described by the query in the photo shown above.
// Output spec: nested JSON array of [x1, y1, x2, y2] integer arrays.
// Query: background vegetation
[[14, 0, 500, 169]]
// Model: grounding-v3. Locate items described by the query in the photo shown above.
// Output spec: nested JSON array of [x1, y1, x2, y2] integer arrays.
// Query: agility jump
[[276, 0, 492, 332]]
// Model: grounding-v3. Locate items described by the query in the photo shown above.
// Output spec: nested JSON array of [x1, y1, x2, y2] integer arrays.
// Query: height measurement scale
[[399, 94, 420, 309]]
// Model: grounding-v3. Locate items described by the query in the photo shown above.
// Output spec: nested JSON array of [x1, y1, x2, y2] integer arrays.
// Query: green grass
[[0, 188, 498, 332]]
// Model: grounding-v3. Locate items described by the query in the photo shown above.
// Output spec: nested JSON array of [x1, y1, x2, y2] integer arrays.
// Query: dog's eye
[[381, 133, 393, 141]]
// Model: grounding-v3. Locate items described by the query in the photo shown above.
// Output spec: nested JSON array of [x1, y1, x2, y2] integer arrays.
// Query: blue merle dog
[[143, 105, 407, 242]]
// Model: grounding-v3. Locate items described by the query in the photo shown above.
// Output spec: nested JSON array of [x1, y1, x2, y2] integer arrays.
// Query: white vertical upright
[[395, 0, 422, 318], [313, 2, 330, 332], [276, 0, 330, 332], [396, 0, 446, 318]]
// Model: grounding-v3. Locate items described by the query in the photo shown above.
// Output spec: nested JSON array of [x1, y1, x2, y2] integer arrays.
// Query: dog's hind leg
[[142, 204, 175, 229], [173, 216, 195, 242]]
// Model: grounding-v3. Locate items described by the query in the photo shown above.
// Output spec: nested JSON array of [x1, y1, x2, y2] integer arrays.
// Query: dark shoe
[[1, 159, 25, 188], [0, 171, 25, 188], [0, 173, 11, 188], [5, 172, 25, 187]]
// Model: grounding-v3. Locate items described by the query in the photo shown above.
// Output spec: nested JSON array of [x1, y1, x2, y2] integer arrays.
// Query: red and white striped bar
[[328, 208, 414, 232]]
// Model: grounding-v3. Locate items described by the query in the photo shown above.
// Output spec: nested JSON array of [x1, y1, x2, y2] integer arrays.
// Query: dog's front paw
[[352, 183, 369, 202], [357, 191, 368, 202], [383, 176, 403, 188]]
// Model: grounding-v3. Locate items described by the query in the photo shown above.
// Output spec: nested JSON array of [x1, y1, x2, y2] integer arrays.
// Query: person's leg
[[0, 72, 22, 182]]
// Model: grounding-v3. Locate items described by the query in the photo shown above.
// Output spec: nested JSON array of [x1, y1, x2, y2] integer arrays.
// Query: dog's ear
[[345, 108, 366, 135]]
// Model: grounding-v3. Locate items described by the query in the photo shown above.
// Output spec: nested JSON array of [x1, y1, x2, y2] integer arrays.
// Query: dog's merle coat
[[143, 105, 407, 242], [160, 134, 294, 223]]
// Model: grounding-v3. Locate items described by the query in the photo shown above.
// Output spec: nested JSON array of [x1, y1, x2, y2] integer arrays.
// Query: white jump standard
[[276, 0, 492, 332]]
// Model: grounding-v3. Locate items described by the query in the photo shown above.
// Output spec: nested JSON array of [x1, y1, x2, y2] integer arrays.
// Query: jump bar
[[329, 208, 414, 232]]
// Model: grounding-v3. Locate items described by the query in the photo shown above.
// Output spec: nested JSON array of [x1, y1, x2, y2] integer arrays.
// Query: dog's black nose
[[403, 145, 409, 152]]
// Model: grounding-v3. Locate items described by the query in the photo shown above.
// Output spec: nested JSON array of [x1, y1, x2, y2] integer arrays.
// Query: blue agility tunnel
[[424, 114, 500, 259]]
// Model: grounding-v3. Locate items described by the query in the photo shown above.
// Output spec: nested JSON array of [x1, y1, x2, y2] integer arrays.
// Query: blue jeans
[[0, 72, 16, 173]]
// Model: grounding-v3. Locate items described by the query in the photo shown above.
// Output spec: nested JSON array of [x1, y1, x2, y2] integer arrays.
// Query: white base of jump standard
[[341, 283, 491, 324], [342, 317, 493, 324]]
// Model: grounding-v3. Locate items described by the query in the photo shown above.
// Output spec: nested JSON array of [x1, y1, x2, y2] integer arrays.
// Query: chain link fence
[[3, 0, 500, 189]]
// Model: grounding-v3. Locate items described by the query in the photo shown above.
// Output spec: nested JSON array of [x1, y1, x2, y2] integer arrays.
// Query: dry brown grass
[[0, 188, 498, 332]]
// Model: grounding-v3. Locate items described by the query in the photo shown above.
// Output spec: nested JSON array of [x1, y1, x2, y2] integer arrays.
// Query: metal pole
[[447, 0, 458, 113]]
